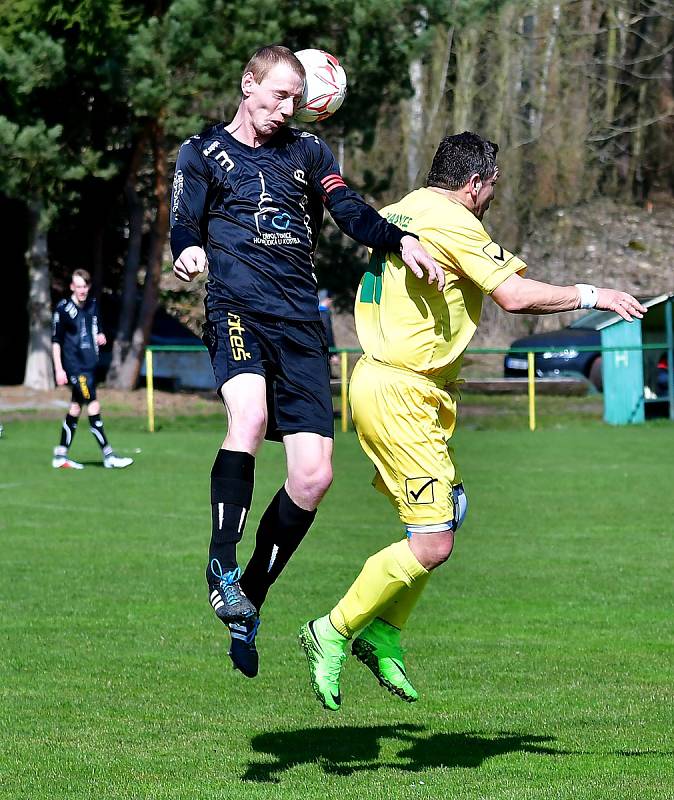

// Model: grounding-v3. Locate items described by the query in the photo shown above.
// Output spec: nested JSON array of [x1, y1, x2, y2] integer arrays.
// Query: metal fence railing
[[144, 343, 672, 433]]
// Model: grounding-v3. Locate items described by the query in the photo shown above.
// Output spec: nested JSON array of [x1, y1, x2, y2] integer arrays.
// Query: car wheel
[[589, 356, 603, 391]]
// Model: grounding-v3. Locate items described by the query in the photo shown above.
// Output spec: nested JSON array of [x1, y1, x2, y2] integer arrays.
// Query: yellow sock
[[329, 539, 428, 638], [379, 571, 431, 630]]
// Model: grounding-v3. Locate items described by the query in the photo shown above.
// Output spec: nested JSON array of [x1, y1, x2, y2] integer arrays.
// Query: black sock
[[88, 414, 110, 452], [207, 449, 255, 581], [59, 414, 79, 449], [240, 486, 317, 611]]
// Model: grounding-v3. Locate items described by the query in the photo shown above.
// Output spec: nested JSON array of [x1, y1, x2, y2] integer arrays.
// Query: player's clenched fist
[[174, 246, 208, 282]]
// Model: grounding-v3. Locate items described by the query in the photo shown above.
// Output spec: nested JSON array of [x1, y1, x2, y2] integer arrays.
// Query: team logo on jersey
[[252, 172, 300, 247], [227, 313, 251, 362], [201, 140, 234, 171], [483, 240, 512, 266], [202, 140, 220, 157], [405, 476, 438, 504]]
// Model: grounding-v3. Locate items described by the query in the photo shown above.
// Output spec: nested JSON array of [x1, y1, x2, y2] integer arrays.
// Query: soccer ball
[[294, 49, 347, 123]]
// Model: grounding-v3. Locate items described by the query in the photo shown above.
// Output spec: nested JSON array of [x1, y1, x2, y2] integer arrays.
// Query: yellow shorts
[[349, 355, 462, 526]]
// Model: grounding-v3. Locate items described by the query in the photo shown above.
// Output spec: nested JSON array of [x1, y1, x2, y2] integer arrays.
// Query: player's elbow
[[491, 288, 524, 314], [491, 274, 531, 314]]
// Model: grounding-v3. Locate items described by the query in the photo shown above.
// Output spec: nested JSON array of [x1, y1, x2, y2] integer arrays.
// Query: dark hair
[[243, 45, 305, 84], [426, 132, 499, 191]]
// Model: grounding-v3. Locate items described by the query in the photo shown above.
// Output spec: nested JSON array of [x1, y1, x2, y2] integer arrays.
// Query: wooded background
[[1, 0, 672, 389]]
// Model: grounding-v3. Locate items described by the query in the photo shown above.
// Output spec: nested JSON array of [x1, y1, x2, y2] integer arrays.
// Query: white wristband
[[575, 283, 598, 309]]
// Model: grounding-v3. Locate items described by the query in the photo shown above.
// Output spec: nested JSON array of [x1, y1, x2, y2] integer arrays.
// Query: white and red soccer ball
[[294, 49, 347, 123]]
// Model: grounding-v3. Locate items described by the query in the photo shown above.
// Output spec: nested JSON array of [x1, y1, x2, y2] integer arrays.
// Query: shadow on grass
[[243, 725, 567, 783]]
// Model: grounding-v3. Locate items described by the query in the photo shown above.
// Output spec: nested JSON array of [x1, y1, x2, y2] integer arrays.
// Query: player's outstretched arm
[[400, 235, 445, 291], [491, 273, 646, 321], [173, 246, 208, 283]]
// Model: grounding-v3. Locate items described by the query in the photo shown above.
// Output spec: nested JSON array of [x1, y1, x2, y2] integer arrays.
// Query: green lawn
[[0, 412, 672, 799]]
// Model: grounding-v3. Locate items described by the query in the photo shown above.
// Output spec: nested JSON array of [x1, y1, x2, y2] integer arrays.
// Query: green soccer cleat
[[298, 617, 347, 712], [352, 618, 418, 703]]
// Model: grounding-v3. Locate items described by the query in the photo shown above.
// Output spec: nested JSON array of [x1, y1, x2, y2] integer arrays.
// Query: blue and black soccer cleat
[[207, 560, 257, 624]]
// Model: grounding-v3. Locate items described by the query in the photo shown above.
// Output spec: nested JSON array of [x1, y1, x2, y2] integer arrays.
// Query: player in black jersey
[[51, 270, 133, 470], [170, 45, 444, 678]]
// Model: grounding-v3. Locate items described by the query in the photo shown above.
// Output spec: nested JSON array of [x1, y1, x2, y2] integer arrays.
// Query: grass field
[[0, 407, 672, 799]]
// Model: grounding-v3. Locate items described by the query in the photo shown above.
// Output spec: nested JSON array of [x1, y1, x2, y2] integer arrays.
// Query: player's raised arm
[[308, 138, 444, 290], [491, 273, 647, 321], [400, 234, 445, 289]]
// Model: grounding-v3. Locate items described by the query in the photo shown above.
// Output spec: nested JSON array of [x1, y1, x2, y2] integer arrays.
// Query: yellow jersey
[[355, 188, 527, 383]]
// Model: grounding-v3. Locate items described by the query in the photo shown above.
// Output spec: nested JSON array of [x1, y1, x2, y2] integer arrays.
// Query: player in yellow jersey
[[299, 132, 646, 711]]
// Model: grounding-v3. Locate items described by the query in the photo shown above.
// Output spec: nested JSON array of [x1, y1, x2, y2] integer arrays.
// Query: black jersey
[[170, 124, 410, 321], [52, 297, 101, 373]]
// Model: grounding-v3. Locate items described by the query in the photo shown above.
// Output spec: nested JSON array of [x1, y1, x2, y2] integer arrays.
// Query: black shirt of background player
[[51, 297, 101, 374], [170, 124, 410, 321]]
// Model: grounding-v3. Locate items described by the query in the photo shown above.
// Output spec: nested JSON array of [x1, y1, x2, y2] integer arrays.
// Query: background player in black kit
[[170, 45, 444, 678], [51, 269, 133, 471]]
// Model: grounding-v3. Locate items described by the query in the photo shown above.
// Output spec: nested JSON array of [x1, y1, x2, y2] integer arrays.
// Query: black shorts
[[68, 371, 97, 404], [202, 309, 334, 441]]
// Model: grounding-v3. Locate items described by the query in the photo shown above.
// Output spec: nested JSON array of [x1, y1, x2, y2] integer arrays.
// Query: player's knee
[[229, 406, 267, 445], [304, 462, 333, 499], [315, 462, 333, 497], [419, 534, 454, 570], [288, 461, 333, 506], [406, 526, 454, 570], [432, 534, 455, 566]]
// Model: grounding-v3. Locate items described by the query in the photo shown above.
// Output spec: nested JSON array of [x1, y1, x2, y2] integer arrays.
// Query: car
[[504, 315, 671, 395], [503, 319, 603, 389], [95, 302, 206, 387]]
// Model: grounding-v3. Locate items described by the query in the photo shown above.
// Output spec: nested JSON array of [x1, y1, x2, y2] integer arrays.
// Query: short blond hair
[[243, 45, 305, 84], [71, 269, 91, 286]]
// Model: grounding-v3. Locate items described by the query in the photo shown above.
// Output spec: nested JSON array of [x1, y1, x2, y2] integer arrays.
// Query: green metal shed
[[588, 293, 674, 425]]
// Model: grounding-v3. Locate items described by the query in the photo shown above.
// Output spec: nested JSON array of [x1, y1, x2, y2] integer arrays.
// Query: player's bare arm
[[52, 343, 68, 386], [400, 235, 445, 291], [174, 245, 207, 282], [491, 273, 647, 321]]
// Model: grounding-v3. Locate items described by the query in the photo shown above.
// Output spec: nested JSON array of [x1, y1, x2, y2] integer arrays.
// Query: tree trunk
[[453, 26, 480, 133], [426, 25, 453, 141], [532, 2, 560, 139], [405, 8, 429, 190], [111, 118, 169, 390], [107, 128, 150, 387], [23, 199, 55, 390]]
